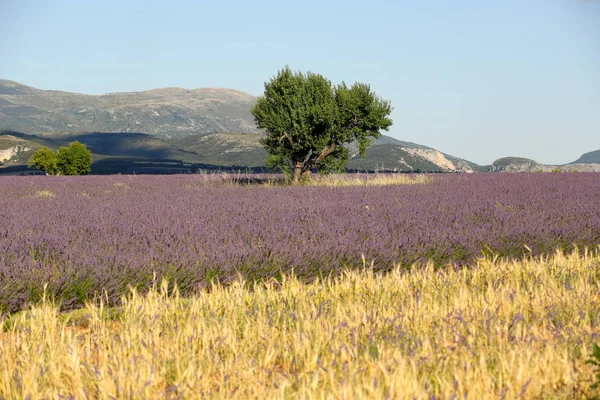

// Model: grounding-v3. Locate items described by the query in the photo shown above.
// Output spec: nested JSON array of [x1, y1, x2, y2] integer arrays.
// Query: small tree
[[251, 66, 393, 184], [28, 142, 92, 175], [28, 146, 59, 175], [57, 141, 92, 175]]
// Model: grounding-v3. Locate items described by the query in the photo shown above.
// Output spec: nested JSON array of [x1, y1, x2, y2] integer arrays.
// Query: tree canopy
[[251, 66, 393, 183], [28, 141, 92, 175], [57, 141, 92, 175], [28, 146, 60, 175]]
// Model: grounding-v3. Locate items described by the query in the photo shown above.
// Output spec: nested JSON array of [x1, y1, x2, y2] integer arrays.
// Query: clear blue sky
[[1, 0, 598, 165]]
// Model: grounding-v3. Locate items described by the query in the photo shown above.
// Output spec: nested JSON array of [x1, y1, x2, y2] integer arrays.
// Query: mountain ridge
[[571, 149, 600, 165], [0, 78, 260, 138], [490, 156, 600, 172], [0, 78, 482, 173], [1, 79, 598, 173]]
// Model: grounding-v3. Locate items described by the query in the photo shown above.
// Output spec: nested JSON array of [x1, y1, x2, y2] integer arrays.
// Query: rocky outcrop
[[0, 145, 31, 163], [401, 148, 474, 172], [490, 157, 600, 172]]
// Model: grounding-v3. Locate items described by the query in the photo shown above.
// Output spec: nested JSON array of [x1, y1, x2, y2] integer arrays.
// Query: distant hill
[[0, 79, 487, 173], [1, 129, 483, 173], [2, 79, 597, 174], [345, 136, 485, 172], [0, 131, 60, 165], [0, 79, 259, 139], [490, 156, 600, 172], [169, 132, 481, 172], [571, 150, 600, 165], [61, 132, 204, 163], [169, 132, 265, 167]]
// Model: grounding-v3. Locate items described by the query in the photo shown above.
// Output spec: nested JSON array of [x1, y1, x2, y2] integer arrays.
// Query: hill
[[0, 131, 61, 165], [169, 132, 265, 167], [489, 156, 600, 172], [169, 132, 481, 172], [0, 130, 267, 175], [0, 78, 482, 173], [1, 129, 482, 173], [0, 79, 259, 139], [345, 136, 484, 172], [571, 149, 600, 164]]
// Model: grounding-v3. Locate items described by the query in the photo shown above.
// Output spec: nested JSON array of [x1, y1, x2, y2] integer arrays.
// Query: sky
[[0, 0, 598, 165]]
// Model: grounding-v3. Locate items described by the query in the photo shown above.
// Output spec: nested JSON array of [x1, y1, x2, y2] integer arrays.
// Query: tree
[[57, 141, 92, 175], [251, 66, 393, 184], [28, 146, 59, 175], [28, 141, 92, 175]]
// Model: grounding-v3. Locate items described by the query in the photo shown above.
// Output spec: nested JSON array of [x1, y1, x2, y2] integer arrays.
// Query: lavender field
[[1, 173, 599, 314]]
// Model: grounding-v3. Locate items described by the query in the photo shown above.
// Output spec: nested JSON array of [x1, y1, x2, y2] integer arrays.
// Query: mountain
[[0, 78, 480, 173], [3, 79, 598, 174], [0, 79, 259, 138], [571, 150, 600, 165], [490, 156, 600, 172], [345, 135, 486, 172]]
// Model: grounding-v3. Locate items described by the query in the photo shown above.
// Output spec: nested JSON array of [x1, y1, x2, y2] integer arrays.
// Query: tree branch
[[316, 142, 336, 164], [278, 131, 294, 147], [305, 143, 337, 172]]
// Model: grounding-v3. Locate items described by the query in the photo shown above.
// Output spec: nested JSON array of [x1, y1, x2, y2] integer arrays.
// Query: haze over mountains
[[1, 78, 599, 173]]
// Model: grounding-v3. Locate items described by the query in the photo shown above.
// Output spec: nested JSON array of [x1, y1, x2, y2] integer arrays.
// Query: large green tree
[[28, 141, 92, 175], [251, 66, 393, 184]]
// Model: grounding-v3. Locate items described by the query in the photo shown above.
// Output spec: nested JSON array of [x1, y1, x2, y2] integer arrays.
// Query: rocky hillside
[[169, 133, 482, 172], [571, 150, 600, 165], [1, 129, 482, 173], [490, 157, 600, 172], [0, 131, 58, 165], [0, 79, 486, 173], [0, 79, 260, 138], [345, 136, 484, 172], [2, 79, 597, 174]]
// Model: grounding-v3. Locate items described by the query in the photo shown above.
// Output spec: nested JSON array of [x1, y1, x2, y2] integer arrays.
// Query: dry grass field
[[215, 172, 433, 187], [2, 249, 599, 399], [302, 173, 433, 187]]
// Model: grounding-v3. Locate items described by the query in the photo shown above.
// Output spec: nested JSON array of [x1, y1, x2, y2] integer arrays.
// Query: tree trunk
[[292, 160, 304, 185]]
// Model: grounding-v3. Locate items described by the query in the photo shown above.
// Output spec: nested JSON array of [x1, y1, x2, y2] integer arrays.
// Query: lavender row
[[1, 173, 599, 314]]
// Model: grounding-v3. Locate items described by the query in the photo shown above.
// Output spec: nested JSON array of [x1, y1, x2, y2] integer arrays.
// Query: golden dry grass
[[193, 173, 433, 188], [34, 189, 55, 198], [303, 173, 432, 187], [1, 250, 600, 399]]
